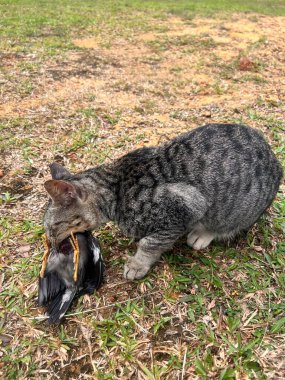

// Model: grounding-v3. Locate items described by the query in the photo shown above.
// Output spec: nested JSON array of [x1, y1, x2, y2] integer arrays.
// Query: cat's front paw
[[187, 230, 215, 250], [124, 256, 150, 280]]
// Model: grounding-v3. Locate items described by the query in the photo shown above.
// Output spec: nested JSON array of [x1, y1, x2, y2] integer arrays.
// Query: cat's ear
[[49, 163, 71, 180], [44, 180, 86, 204]]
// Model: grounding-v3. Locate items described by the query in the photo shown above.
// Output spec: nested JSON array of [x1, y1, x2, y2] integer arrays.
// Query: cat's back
[[163, 123, 282, 177], [115, 124, 282, 187], [166, 123, 272, 154]]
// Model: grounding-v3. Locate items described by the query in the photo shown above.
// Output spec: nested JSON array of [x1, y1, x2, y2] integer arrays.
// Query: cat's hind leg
[[187, 224, 215, 250]]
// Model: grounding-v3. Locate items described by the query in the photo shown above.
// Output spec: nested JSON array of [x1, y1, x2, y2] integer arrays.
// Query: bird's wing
[[90, 238, 101, 264], [89, 237, 104, 289], [77, 236, 104, 295], [47, 287, 77, 324], [38, 273, 65, 306]]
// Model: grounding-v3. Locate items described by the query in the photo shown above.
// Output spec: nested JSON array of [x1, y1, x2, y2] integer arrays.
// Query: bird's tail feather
[[47, 287, 77, 324]]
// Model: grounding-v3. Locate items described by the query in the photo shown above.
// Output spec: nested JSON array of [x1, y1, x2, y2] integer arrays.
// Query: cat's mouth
[[56, 224, 90, 248], [58, 237, 72, 255], [54, 230, 88, 253], [50, 237, 70, 253], [54, 229, 79, 249]]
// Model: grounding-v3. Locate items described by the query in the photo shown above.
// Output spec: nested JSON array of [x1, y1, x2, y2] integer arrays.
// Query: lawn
[[0, 1, 284, 379]]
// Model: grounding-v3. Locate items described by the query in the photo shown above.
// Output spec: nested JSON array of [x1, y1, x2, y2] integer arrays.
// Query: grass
[[147, 35, 218, 54], [1, 1, 285, 52], [0, 0, 285, 379]]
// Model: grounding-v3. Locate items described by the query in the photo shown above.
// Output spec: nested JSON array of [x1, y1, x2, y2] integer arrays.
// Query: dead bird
[[38, 231, 104, 324]]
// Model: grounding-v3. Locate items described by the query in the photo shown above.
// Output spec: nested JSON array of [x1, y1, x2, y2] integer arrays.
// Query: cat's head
[[43, 163, 95, 247]]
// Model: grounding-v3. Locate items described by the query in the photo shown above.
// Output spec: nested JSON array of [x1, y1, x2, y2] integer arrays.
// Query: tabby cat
[[43, 124, 283, 280]]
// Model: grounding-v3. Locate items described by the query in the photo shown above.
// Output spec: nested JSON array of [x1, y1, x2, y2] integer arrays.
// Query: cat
[[43, 123, 283, 280]]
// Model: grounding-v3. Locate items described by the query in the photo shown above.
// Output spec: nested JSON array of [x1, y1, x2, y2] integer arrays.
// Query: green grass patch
[[1, 0, 285, 53]]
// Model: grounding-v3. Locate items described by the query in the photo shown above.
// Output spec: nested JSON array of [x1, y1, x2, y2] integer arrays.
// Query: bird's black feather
[[38, 273, 65, 306]]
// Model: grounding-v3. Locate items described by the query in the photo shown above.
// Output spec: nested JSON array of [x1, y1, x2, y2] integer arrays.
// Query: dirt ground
[[0, 12, 284, 380]]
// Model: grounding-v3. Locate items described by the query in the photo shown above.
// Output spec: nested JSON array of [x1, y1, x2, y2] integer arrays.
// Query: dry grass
[[0, 1, 284, 379]]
